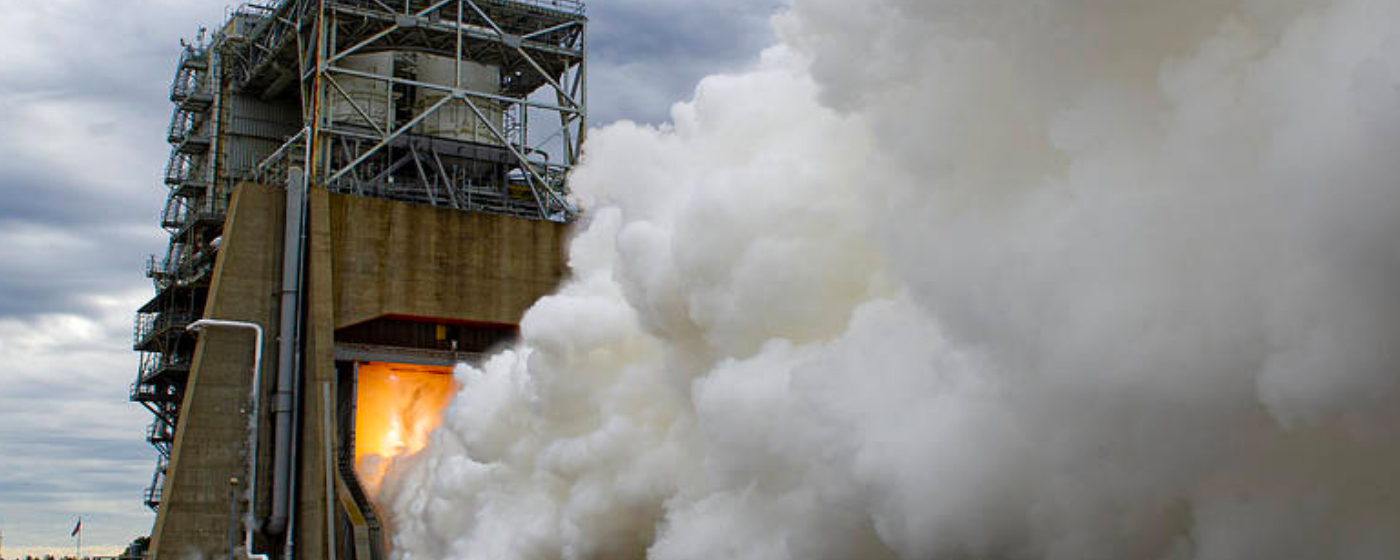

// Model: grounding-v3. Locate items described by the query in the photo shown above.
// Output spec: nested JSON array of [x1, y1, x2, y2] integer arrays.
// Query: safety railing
[[168, 108, 194, 145], [129, 381, 180, 403], [164, 151, 198, 186], [497, 0, 586, 15], [159, 190, 230, 237], [133, 310, 199, 350], [327, 0, 585, 15], [177, 195, 230, 236], [250, 127, 308, 185], [138, 351, 193, 383], [160, 197, 188, 231], [144, 483, 163, 508], [146, 244, 193, 289], [146, 418, 175, 443], [169, 46, 209, 102], [145, 254, 169, 281], [143, 458, 167, 510]]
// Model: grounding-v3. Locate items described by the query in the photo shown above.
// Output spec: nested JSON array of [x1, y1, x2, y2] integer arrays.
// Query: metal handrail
[[134, 311, 199, 347], [145, 255, 167, 279], [165, 151, 196, 185], [167, 109, 191, 144], [143, 481, 163, 507], [169, 46, 208, 101], [145, 419, 174, 442], [138, 350, 193, 383], [144, 457, 168, 509], [250, 127, 308, 184], [130, 382, 178, 403], [499, 0, 586, 15], [160, 189, 230, 235]]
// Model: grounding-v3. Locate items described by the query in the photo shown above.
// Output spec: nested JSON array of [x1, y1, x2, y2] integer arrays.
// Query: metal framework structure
[[132, 39, 221, 510], [132, 0, 586, 512], [234, 0, 587, 219]]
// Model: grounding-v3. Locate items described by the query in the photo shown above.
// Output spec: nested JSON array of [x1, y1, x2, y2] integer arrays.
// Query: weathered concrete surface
[[289, 189, 569, 560], [327, 191, 568, 329], [151, 183, 284, 560], [290, 186, 338, 560], [152, 184, 568, 560]]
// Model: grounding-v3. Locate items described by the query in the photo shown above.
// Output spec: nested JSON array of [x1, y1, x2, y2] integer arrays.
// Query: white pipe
[[187, 319, 269, 560]]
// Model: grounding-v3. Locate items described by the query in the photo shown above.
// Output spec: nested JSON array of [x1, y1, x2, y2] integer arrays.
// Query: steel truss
[[225, 0, 587, 221], [132, 0, 585, 515]]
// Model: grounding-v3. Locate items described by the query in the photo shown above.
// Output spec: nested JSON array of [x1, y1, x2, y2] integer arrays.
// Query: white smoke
[[381, 0, 1400, 559]]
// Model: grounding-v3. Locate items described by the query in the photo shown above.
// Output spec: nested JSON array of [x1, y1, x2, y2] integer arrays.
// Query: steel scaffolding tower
[[132, 38, 222, 510], [234, 0, 586, 219], [132, 0, 586, 517]]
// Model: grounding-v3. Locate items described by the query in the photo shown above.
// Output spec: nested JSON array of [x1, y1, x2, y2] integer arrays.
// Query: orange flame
[[354, 362, 457, 497]]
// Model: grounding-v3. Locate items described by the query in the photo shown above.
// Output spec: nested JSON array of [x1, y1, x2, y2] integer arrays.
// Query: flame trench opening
[[353, 362, 457, 498]]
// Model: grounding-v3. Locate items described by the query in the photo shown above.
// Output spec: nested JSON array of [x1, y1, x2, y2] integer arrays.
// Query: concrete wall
[[152, 184, 569, 560], [292, 189, 569, 560], [294, 186, 338, 560], [327, 192, 568, 329], [151, 183, 285, 560]]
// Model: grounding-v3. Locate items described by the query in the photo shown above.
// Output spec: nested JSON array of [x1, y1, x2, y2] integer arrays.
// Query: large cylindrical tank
[[413, 54, 503, 145], [330, 52, 394, 131]]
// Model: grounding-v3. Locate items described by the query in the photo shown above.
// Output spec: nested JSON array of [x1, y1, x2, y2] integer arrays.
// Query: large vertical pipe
[[265, 167, 306, 537]]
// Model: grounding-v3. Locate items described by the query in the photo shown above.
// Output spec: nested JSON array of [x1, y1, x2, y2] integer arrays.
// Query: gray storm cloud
[[379, 0, 1400, 559]]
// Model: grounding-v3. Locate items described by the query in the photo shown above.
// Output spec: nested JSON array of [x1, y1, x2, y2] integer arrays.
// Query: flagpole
[[75, 517, 81, 560]]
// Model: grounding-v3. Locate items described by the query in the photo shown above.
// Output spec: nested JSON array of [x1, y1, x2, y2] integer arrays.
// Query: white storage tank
[[330, 52, 394, 131], [414, 54, 503, 145]]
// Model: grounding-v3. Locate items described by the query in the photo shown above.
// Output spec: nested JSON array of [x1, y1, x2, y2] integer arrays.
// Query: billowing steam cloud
[[382, 0, 1400, 558]]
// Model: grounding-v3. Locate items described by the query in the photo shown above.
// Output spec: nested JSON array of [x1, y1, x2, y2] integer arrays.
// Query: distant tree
[[122, 536, 151, 559]]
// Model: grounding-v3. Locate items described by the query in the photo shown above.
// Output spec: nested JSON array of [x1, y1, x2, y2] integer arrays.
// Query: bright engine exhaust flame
[[354, 362, 456, 497]]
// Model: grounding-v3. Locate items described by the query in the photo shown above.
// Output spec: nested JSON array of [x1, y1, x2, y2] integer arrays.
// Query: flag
[[71, 519, 81, 537]]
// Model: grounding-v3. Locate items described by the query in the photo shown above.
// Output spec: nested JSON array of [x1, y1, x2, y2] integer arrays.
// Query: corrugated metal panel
[[224, 136, 286, 175], [216, 93, 300, 177], [225, 94, 301, 140], [226, 116, 299, 140], [228, 93, 301, 123]]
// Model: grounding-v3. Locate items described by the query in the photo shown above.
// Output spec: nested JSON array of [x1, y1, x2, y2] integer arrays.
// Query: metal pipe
[[186, 319, 268, 560], [284, 345, 304, 560], [282, 126, 318, 560], [205, 48, 223, 198], [265, 166, 307, 537]]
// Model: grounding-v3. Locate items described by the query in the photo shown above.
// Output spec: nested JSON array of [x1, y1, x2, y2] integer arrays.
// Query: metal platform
[[222, 0, 586, 220]]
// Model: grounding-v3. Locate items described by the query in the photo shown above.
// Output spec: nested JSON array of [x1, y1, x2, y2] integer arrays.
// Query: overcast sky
[[0, 0, 780, 555]]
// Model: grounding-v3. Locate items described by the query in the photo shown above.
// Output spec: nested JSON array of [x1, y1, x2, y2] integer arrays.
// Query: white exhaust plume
[[380, 0, 1400, 559]]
